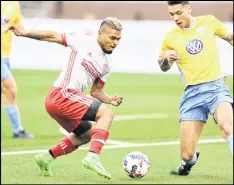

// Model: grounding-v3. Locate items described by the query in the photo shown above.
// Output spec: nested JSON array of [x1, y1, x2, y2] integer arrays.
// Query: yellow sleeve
[[14, 1, 23, 25], [159, 36, 171, 57], [209, 15, 229, 39]]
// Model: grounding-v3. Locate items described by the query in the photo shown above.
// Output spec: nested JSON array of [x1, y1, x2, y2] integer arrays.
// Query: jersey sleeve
[[98, 73, 110, 85], [14, 2, 23, 25], [61, 32, 89, 49], [61, 32, 79, 49], [209, 15, 229, 39]]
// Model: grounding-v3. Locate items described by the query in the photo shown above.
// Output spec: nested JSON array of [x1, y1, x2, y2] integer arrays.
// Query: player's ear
[[187, 5, 192, 14], [188, 9, 191, 14], [98, 29, 102, 36]]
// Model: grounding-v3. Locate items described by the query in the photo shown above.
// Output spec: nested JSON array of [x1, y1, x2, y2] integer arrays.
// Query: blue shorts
[[1, 57, 12, 81], [179, 78, 233, 123]]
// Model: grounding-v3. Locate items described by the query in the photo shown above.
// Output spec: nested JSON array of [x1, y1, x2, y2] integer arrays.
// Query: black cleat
[[170, 150, 200, 176]]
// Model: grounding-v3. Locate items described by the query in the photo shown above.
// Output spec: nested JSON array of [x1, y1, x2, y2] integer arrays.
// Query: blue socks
[[4, 105, 24, 134], [226, 135, 233, 156]]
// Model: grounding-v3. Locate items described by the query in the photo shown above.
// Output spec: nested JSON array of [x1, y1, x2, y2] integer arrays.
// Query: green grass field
[[1, 70, 233, 184]]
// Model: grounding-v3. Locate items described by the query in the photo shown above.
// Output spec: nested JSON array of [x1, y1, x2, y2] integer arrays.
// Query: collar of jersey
[[181, 17, 196, 31]]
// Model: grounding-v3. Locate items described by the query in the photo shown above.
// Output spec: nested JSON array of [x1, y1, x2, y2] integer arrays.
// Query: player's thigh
[[1, 57, 12, 82], [207, 79, 233, 124], [213, 102, 233, 136], [1, 58, 16, 93], [47, 112, 79, 133], [179, 96, 207, 154], [95, 103, 114, 121], [62, 88, 103, 122], [204, 78, 232, 116]]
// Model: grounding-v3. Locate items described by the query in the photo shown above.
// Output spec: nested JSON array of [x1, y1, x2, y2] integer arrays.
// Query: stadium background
[[1, 1, 233, 184]]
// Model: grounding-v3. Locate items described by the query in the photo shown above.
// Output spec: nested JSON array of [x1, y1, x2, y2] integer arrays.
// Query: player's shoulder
[[67, 31, 95, 42], [196, 15, 219, 24]]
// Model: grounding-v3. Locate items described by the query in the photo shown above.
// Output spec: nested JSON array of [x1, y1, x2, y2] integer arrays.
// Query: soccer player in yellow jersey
[[1, 1, 34, 139], [158, 1, 233, 175]]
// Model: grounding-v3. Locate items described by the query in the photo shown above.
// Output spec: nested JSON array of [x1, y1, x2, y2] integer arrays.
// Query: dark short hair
[[167, 1, 189, 5]]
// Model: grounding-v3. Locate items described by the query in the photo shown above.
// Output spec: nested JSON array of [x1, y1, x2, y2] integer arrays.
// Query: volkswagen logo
[[186, 39, 203, 55], [1, 15, 9, 26]]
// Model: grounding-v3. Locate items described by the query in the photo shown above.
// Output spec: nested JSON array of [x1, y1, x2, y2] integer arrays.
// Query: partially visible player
[[6, 17, 123, 179], [158, 1, 233, 176], [1, 1, 34, 139]]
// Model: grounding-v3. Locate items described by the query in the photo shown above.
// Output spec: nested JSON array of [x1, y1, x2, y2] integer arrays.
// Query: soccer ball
[[123, 152, 150, 179]]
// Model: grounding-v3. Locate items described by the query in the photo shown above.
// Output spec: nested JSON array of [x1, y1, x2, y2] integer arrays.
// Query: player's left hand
[[3, 24, 27, 36], [110, 94, 123, 106]]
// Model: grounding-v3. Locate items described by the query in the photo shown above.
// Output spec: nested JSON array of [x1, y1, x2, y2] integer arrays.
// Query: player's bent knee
[[96, 104, 114, 122], [220, 122, 233, 136], [4, 86, 17, 100], [2, 78, 17, 98], [102, 107, 114, 123]]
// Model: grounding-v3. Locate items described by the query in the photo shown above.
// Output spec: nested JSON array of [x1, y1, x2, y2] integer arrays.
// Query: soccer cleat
[[81, 153, 112, 180], [13, 130, 35, 139], [34, 152, 54, 176], [170, 150, 200, 176]]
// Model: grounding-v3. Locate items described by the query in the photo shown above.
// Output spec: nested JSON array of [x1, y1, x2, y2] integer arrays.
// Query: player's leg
[[48, 119, 93, 159], [34, 117, 93, 177], [37, 88, 113, 178], [81, 102, 114, 179], [171, 84, 208, 176], [208, 79, 233, 156], [174, 120, 204, 175], [1, 57, 34, 139], [214, 102, 233, 155]]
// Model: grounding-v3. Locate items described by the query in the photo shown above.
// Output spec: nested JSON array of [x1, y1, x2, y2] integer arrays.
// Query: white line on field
[[114, 113, 176, 121], [1, 138, 225, 156], [106, 139, 133, 145]]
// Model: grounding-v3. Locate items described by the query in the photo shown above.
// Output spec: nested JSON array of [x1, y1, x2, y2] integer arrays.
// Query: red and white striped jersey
[[53, 32, 112, 92]]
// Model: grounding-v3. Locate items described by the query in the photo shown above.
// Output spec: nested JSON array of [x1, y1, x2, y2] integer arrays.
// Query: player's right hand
[[4, 24, 26, 36], [163, 50, 180, 63], [110, 94, 123, 106]]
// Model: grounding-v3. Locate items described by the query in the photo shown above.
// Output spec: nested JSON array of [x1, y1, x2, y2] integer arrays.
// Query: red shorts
[[45, 87, 100, 133]]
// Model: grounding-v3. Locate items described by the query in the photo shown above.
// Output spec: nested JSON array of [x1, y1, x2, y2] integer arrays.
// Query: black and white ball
[[123, 152, 150, 179]]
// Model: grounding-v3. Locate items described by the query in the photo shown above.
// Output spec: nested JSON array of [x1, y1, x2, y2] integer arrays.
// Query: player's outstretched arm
[[91, 78, 123, 106], [223, 33, 233, 46], [4, 24, 63, 45]]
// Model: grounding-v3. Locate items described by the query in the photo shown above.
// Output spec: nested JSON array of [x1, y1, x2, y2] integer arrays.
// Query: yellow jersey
[[1, 1, 22, 57], [159, 15, 230, 86]]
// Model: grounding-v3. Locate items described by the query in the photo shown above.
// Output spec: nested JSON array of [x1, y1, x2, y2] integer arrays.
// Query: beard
[[101, 48, 113, 54]]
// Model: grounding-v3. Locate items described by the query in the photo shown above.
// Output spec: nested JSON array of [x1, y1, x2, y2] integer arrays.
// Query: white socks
[[226, 134, 233, 156]]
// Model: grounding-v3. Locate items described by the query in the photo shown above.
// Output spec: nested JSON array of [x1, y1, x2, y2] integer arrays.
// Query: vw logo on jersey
[[1, 15, 9, 26], [186, 39, 203, 55]]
